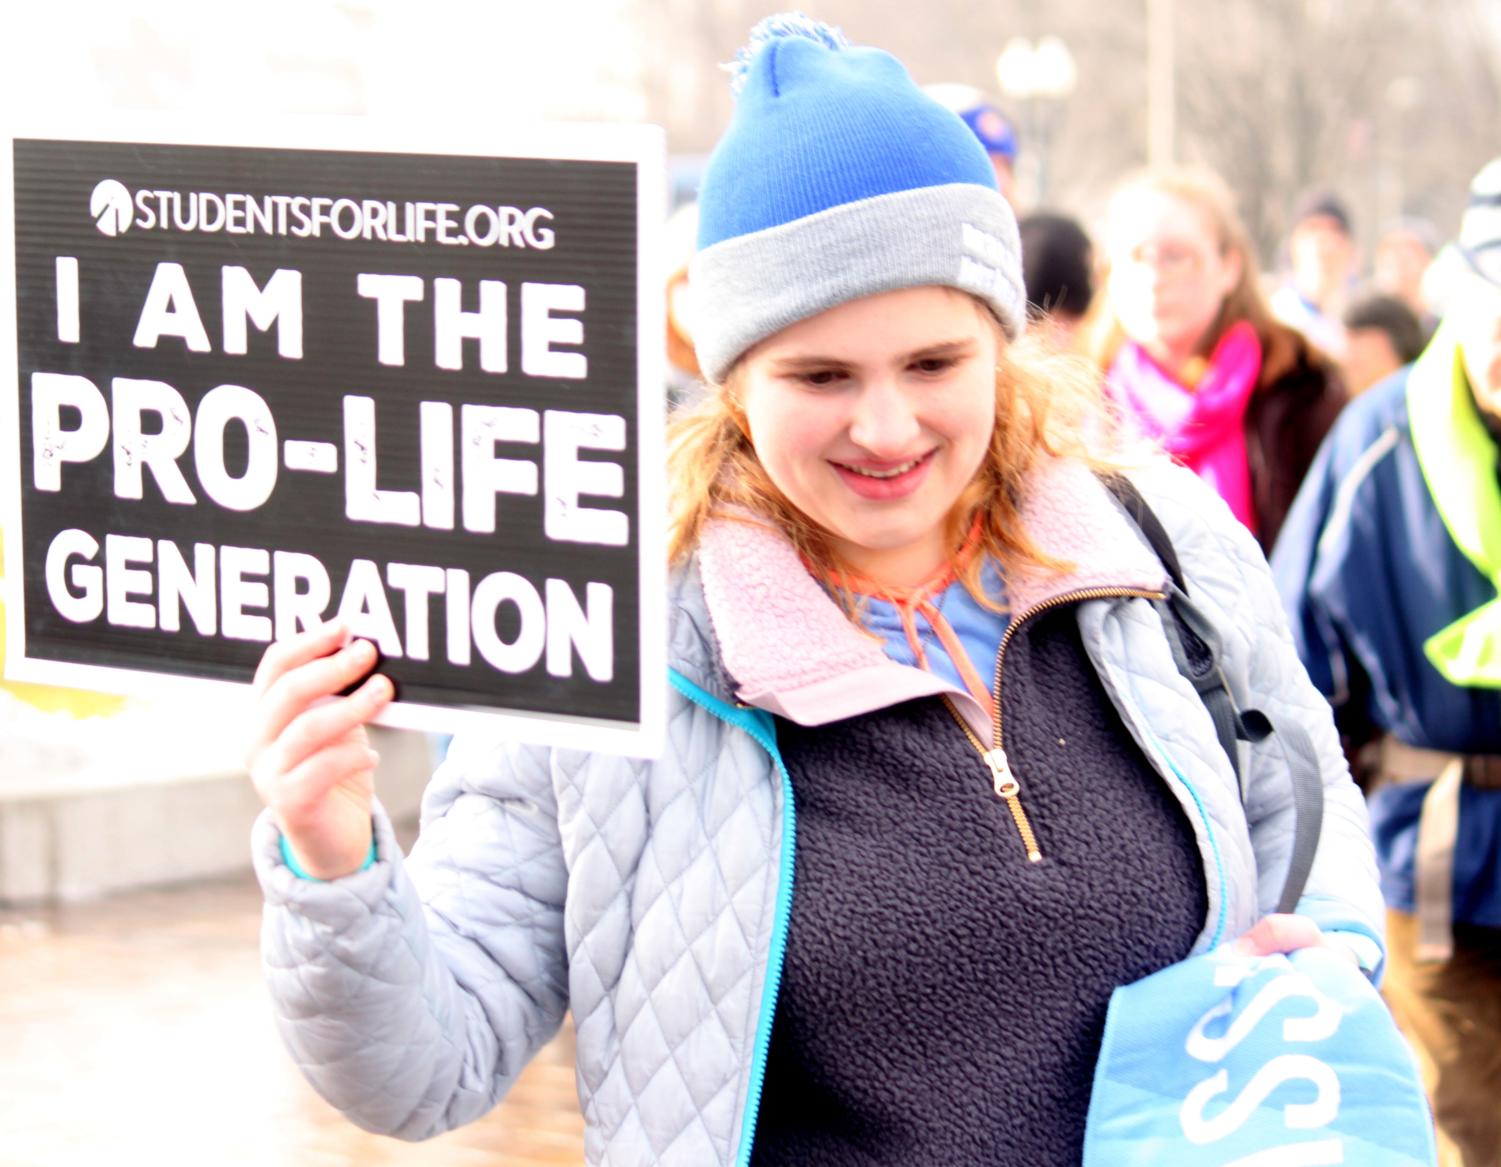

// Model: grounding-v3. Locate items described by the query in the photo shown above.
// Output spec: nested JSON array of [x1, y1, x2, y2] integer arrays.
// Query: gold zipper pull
[[982, 748, 1018, 797], [983, 746, 1043, 863]]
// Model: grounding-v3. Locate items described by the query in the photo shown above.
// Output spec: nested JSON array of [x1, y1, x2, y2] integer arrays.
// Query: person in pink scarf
[[1082, 167, 1347, 551]]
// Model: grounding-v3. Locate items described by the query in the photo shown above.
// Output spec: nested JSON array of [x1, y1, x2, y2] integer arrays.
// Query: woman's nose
[[847, 377, 921, 455]]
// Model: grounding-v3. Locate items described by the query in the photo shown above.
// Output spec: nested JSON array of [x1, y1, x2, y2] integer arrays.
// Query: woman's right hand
[[247, 620, 395, 880]]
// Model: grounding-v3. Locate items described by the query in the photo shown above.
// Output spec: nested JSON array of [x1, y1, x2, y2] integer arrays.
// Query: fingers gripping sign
[[247, 620, 394, 880]]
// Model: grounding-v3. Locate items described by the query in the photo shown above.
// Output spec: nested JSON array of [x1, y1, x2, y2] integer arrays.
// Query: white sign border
[[0, 113, 667, 759]]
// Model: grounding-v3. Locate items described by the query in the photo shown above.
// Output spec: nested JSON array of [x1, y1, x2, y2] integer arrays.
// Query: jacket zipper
[[666, 669, 795, 1167], [672, 587, 1165, 1159], [942, 586, 1166, 863]]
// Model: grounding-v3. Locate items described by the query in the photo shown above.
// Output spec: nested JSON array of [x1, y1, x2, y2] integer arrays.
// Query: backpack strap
[[1099, 473, 1324, 916], [1103, 475, 1244, 787], [1264, 716, 1327, 916]]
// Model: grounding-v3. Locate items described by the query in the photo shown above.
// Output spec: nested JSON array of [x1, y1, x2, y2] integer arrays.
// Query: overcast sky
[[6, 1, 646, 124]]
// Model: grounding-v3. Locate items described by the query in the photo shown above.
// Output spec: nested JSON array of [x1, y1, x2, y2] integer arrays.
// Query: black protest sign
[[3, 125, 666, 754]]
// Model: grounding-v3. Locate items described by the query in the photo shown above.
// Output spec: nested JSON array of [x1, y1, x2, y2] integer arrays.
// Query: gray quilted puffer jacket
[[253, 460, 1383, 1166]]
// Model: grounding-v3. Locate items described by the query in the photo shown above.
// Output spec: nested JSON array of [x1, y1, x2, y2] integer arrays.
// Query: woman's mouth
[[830, 450, 936, 499]]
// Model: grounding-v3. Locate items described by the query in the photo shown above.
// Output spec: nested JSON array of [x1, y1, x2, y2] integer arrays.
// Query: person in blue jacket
[[1272, 157, 1501, 1167]]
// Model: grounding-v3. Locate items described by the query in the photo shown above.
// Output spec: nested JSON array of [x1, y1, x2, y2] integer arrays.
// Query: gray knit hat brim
[[689, 182, 1025, 384]]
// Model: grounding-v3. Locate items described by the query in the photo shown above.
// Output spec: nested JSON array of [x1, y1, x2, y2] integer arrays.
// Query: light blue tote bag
[[1084, 947, 1437, 1166]]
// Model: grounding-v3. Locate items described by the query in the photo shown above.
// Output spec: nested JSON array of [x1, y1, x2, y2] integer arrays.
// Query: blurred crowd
[[666, 90, 1463, 416]]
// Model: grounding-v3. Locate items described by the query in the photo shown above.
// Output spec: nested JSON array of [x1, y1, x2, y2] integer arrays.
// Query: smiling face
[[1105, 187, 1243, 370], [736, 285, 1000, 588]]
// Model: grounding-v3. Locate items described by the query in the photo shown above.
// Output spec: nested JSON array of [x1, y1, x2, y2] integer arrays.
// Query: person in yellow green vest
[[0, 533, 128, 717], [1273, 157, 1501, 1167]]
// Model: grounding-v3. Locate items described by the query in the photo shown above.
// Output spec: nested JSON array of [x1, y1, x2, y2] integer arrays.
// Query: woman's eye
[[913, 357, 956, 375], [800, 369, 845, 386]]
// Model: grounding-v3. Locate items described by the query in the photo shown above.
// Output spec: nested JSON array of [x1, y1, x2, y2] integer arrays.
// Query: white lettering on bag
[[1185, 974, 1341, 1062], [1177, 966, 1348, 1161], [1180, 1055, 1341, 1144]]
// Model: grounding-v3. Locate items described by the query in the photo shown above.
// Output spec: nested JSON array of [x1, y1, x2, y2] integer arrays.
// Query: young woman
[[1082, 167, 1347, 552], [247, 18, 1382, 1166]]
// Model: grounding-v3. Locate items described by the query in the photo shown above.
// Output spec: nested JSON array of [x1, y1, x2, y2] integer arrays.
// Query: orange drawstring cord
[[813, 517, 997, 721]]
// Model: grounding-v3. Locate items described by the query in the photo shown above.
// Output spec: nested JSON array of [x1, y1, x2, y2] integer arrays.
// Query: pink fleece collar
[[696, 458, 1167, 728]]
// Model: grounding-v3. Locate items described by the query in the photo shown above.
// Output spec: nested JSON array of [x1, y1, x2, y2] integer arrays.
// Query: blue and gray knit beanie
[[689, 14, 1026, 384]]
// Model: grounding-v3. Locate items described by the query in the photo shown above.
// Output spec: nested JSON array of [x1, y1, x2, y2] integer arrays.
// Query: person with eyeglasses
[[1080, 167, 1347, 553]]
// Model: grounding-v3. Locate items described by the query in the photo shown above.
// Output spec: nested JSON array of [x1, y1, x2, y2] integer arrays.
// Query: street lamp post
[[995, 35, 1076, 207]]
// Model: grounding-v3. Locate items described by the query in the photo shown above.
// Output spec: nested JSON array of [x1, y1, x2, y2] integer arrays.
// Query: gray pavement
[[0, 872, 585, 1167]]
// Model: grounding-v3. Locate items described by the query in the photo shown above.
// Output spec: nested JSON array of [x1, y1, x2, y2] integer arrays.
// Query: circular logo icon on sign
[[90, 179, 134, 236]]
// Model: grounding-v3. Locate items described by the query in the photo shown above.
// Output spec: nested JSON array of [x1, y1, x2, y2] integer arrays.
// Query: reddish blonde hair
[[667, 322, 1131, 606]]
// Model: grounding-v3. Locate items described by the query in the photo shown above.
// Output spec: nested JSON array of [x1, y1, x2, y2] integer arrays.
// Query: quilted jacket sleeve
[[254, 733, 569, 1140], [1137, 461, 1385, 965]]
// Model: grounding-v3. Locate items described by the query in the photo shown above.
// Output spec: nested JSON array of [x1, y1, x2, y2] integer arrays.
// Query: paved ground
[[0, 872, 586, 1167]]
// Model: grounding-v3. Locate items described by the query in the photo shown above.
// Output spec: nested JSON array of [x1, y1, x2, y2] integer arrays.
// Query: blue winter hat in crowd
[[924, 83, 1020, 160], [1459, 157, 1501, 288], [1085, 947, 1437, 1167], [689, 13, 1026, 384]]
